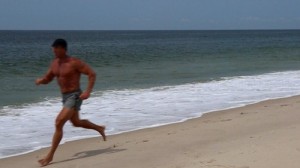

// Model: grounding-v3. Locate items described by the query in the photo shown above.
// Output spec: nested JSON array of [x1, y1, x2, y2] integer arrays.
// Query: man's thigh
[[70, 109, 81, 123], [56, 107, 76, 124]]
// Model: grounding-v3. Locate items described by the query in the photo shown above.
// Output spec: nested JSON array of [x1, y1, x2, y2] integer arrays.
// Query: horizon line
[[0, 28, 299, 31]]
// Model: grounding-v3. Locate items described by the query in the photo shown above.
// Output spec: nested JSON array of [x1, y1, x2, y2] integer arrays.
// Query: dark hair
[[52, 39, 67, 50]]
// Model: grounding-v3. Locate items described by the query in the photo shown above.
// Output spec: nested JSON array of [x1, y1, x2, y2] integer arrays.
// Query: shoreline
[[2, 70, 300, 161], [1, 94, 298, 160], [2, 95, 300, 167]]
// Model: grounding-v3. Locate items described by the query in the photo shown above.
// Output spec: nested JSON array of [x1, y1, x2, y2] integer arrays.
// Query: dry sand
[[1, 96, 300, 168]]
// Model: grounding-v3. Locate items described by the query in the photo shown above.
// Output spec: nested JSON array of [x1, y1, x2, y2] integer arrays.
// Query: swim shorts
[[62, 89, 82, 111]]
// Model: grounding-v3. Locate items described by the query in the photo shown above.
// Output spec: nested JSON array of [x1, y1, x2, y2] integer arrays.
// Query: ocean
[[0, 30, 300, 158]]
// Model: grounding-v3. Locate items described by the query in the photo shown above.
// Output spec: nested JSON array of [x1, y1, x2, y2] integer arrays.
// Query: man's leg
[[38, 108, 74, 167], [70, 109, 106, 141]]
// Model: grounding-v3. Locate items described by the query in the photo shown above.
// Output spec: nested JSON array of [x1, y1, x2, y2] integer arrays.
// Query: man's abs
[[57, 76, 81, 94]]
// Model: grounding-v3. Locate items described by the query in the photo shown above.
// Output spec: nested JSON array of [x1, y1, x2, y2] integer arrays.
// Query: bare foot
[[38, 156, 53, 167], [97, 125, 107, 141]]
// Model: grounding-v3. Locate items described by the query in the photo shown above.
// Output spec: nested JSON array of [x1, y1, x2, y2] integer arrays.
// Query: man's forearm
[[37, 76, 52, 85], [86, 72, 96, 93], [41, 77, 50, 84]]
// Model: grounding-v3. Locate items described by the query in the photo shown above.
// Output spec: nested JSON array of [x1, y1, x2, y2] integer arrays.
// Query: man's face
[[52, 46, 66, 58]]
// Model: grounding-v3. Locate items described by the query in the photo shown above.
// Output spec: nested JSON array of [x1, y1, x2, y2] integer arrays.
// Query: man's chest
[[52, 63, 76, 77]]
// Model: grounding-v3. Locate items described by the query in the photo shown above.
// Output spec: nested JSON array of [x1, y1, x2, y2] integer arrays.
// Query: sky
[[0, 0, 299, 30]]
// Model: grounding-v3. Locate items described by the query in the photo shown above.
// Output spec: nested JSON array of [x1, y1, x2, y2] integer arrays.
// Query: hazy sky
[[0, 0, 299, 30]]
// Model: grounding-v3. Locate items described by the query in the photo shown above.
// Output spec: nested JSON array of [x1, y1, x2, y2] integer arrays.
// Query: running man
[[36, 39, 106, 167]]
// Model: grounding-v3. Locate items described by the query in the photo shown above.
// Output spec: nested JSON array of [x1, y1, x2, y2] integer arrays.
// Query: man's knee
[[55, 108, 74, 128], [55, 117, 67, 128]]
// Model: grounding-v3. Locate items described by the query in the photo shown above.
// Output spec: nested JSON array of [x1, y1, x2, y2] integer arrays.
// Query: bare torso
[[51, 57, 81, 93], [36, 50, 105, 167]]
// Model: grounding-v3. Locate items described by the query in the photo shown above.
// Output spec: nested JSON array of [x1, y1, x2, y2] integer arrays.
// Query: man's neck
[[58, 55, 69, 64], [57, 55, 70, 63]]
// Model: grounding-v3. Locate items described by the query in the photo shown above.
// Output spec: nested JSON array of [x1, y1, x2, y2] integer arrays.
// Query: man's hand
[[79, 91, 90, 100], [35, 78, 43, 85]]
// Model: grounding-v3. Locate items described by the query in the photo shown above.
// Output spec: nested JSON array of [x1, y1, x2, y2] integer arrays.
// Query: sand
[[1, 95, 300, 168]]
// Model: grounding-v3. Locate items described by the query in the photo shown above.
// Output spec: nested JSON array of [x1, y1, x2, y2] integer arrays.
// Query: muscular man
[[36, 39, 106, 167]]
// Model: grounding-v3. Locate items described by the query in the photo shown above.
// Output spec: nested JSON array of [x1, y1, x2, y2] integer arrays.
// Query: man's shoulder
[[69, 56, 82, 63], [50, 59, 58, 66], [68, 56, 86, 68]]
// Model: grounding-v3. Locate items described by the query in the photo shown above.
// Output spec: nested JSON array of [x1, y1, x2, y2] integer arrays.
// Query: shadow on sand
[[53, 147, 126, 164]]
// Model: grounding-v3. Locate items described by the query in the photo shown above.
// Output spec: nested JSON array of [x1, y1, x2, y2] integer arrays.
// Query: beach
[[1, 30, 300, 167], [2, 30, 300, 159], [1, 0, 300, 167], [1, 95, 300, 168]]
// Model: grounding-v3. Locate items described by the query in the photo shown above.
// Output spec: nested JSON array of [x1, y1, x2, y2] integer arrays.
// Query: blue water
[[0, 30, 300, 158]]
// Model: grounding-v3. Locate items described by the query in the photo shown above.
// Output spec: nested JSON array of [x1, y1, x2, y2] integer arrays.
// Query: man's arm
[[35, 67, 55, 85], [76, 59, 96, 99]]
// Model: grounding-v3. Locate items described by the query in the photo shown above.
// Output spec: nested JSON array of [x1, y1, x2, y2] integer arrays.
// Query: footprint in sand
[[220, 119, 232, 122], [135, 140, 149, 144], [199, 159, 249, 168], [205, 165, 249, 168]]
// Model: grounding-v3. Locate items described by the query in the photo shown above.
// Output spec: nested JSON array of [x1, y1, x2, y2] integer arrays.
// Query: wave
[[1, 70, 300, 158]]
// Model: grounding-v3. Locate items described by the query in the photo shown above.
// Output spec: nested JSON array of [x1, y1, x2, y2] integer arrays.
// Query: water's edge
[[1, 94, 299, 160]]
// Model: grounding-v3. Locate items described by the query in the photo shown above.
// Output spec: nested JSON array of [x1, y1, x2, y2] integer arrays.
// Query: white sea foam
[[1, 70, 300, 158]]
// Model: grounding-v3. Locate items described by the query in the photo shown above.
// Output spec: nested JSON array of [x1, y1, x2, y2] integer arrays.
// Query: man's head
[[52, 39, 68, 58]]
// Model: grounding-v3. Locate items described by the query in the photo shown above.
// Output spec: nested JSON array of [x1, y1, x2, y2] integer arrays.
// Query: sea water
[[0, 30, 300, 158]]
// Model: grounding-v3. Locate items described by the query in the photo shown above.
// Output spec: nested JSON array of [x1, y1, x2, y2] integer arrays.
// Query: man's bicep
[[45, 68, 55, 81], [77, 61, 95, 75]]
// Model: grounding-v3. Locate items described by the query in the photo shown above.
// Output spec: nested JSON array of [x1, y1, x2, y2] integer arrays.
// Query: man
[[36, 39, 106, 167]]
